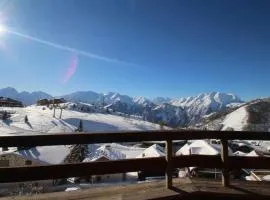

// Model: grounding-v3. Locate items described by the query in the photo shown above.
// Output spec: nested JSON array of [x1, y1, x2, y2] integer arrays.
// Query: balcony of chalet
[[0, 130, 270, 200]]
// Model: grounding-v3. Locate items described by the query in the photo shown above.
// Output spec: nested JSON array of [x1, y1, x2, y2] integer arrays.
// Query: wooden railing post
[[166, 139, 173, 189], [221, 140, 229, 187]]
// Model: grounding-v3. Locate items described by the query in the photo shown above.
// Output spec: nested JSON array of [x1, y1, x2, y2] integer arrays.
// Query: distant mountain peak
[[0, 87, 52, 105]]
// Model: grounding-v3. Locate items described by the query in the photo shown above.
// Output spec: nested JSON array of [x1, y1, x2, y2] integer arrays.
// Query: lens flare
[[63, 54, 78, 84]]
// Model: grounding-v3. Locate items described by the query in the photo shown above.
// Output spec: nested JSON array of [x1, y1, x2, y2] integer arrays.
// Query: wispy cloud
[[6, 29, 137, 66]]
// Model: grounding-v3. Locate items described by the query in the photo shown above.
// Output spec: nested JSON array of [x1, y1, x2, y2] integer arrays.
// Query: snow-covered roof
[[176, 140, 230, 156], [16, 145, 72, 164], [83, 155, 110, 162], [85, 144, 126, 161], [233, 150, 258, 157], [136, 144, 165, 158], [233, 151, 247, 156], [246, 150, 259, 157], [262, 175, 270, 181]]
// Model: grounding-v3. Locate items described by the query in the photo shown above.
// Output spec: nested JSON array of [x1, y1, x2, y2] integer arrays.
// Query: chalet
[[176, 140, 233, 179], [0, 152, 44, 168], [0, 97, 23, 107], [136, 144, 179, 180], [0, 145, 72, 167], [82, 155, 127, 183]]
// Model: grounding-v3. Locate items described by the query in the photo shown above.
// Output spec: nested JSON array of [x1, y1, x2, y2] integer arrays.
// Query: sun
[[0, 24, 7, 35]]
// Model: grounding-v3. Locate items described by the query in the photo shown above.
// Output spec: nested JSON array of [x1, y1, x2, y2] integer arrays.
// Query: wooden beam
[[173, 155, 223, 168], [1, 130, 270, 147], [166, 139, 173, 189], [221, 140, 229, 187], [1, 155, 270, 183], [0, 157, 167, 183]]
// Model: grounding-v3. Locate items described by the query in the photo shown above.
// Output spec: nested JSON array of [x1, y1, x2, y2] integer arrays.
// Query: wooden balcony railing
[[0, 130, 270, 189]]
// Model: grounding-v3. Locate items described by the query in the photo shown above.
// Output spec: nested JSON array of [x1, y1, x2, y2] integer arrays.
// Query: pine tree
[[78, 120, 83, 132], [2, 111, 8, 120]]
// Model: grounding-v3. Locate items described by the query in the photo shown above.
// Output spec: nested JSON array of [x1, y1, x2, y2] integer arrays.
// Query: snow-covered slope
[[200, 98, 270, 131], [0, 104, 163, 136], [221, 106, 249, 131]]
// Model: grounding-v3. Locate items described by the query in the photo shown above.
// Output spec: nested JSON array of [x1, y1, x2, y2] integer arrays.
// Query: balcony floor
[[1, 178, 270, 200]]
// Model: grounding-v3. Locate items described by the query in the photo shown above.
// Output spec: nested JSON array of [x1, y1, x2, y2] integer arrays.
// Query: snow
[[136, 144, 165, 158], [65, 187, 80, 192], [221, 106, 248, 131], [0, 105, 161, 164], [246, 150, 258, 157], [262, 175, 270, 181], [170, 92, 243, 125], [107, 143, 145, 159], [245, 176, 256, 181], [176, 140, 226, 156], [0, 104, 162, 136], [84, 144, 126, 161], [16, 145, 72, 164], [133, 96, 151, 106]]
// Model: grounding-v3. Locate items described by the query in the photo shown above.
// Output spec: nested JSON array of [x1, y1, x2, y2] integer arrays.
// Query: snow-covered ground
[[0, 105, 163, 136], [221, 106, 249, 131], [0, 104, 162, 165]]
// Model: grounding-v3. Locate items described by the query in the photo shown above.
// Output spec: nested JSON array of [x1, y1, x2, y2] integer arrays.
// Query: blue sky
[[0, 0, 270, 100]]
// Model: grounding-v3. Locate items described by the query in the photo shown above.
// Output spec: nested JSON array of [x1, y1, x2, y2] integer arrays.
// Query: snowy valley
[[0, 87, 270, 195]]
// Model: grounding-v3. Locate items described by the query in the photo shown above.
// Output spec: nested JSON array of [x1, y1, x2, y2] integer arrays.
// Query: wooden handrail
[[0, 130, 270, 189], [0, 130, 270, 147]]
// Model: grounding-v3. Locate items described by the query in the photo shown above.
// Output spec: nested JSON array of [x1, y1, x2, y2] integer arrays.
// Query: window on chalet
[[25, 160, 32, 165]]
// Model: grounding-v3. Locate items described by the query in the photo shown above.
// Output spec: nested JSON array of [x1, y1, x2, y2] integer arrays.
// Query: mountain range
[[0, 87, 244, 127]]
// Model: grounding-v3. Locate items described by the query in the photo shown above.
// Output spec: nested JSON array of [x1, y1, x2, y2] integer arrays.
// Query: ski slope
[[221, 106, 249, 131], [0, 104, 163, 136]]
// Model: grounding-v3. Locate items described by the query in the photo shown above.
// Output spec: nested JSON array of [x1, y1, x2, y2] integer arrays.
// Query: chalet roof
[[16, 145, 72, 164], [176, 140, 233, 156], [136, 144, 165, 158]]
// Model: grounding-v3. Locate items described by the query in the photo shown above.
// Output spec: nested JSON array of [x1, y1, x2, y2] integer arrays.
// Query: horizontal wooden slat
[[173, 155, 223, 168], [0, 157, 167, 183], [1, 130, 270, 147], [1, 156, 270, 183], [229, 156, 270, 169], [174, 156, 270, 169]]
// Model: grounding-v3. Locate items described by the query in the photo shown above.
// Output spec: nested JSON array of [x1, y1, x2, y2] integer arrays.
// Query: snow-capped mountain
[[170, 92, 243, 125], [61, 91, 100, 104], [149, 103, 188, 127], [0, 87, 52, 106], [152, 97, 171, 105], [133, 96, 152, 106], [103, 92, 133, 105], [198, 98, 270, 132], [0, 87, 245, 127]]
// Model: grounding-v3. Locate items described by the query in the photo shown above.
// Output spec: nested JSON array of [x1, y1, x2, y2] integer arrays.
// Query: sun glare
[[0, 24, 7, 35]]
